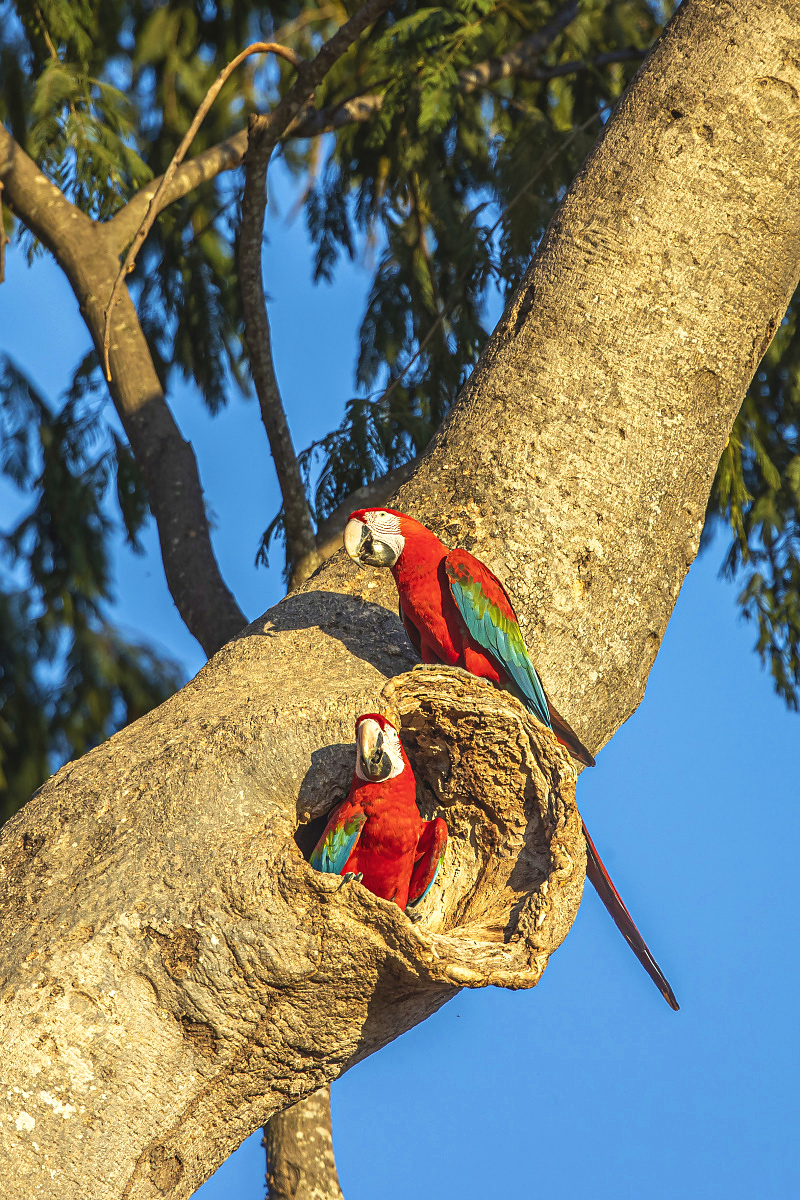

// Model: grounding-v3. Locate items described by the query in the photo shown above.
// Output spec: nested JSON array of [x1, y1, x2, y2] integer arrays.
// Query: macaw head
[[343, 508, 408, 569], [354, 713, 407, 782]]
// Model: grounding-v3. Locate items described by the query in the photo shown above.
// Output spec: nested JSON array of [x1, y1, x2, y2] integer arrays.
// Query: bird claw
[[340, 871, 363, 886]]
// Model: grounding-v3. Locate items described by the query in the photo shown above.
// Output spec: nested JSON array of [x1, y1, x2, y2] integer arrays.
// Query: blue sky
[[1, 165, 798, 1200]]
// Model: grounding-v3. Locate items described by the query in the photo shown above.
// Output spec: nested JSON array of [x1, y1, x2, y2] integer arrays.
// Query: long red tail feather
[[582, 819, 679, 1011]]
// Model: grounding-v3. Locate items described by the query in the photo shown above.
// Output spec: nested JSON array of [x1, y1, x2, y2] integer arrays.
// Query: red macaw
[[310, 713, 447, 912], [344, 508, 679, 1010]]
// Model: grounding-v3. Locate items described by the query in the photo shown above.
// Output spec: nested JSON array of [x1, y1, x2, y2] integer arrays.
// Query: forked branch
[[102, 41, 302, 381]]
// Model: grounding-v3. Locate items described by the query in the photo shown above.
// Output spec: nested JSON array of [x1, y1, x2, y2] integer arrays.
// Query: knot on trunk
[[298, 668, 585, 994]]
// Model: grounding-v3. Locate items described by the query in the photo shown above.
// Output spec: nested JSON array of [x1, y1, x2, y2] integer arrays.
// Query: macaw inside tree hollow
[[310, 713, 447, 912], [344, 507, 679, 1011]]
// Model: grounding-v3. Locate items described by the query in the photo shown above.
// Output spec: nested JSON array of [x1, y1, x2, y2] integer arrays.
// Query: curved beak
[[343, 518, 369, 562], [357, 721, 393, 781], [343, 518, 399, 568]]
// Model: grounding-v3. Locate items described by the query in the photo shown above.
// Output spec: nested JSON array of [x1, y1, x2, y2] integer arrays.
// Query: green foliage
[[2, 0, 289, 388], [4, 0, 800, 748], [3, 0, 660, 507], [29, 60, 153, 220], [0, 357, 182, 821], [705, 307, 800, 708]]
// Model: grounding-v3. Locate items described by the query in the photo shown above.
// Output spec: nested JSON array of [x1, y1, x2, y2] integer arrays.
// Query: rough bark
[[2, 1, 800, 1197], [0, 664, 583, 1200], [265, 1086, 344, 1200], [0, 128, 247, 657]]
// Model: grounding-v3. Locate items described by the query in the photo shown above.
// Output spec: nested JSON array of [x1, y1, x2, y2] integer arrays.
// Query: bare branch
[[272, 3, 345, 47], [239, 1, 395, 586], [521, 47, 647, 82], [102, 41, 302, 382], [111, 91, 374, 216], [459, 0, 579, 91], [239, 117, 322, 588], [107, 129, 249, 249]]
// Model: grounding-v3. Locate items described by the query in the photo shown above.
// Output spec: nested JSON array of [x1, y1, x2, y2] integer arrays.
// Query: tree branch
[[291, 47, 645, 137], [90, 283, 248, 655], [0, 125, 247, 655], [107, 128, 249, 249], [239, 116, 322, 590], [109, 0, 594, 227], [459, 0, 579, 91], [522, 47, 647, 81], [102, 41, 302, 381], [239, 0, 395, 587], [0, 123, 93, 251]]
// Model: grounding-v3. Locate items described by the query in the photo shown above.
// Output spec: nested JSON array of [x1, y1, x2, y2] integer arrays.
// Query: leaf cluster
[[2, 0, 315, 399], [705, 307, 800, 708], [290, 1, 660, 517]]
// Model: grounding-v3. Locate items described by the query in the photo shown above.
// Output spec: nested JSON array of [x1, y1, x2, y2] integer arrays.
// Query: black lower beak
[[359, 534, 398, 569]]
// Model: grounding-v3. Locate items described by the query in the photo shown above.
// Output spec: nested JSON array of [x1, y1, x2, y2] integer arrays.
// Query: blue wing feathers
[[407, 853, 442, 907]]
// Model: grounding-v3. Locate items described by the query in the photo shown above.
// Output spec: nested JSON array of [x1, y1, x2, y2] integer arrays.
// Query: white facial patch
[[367, 509, 401, 535], [364, 511, 405, 562]]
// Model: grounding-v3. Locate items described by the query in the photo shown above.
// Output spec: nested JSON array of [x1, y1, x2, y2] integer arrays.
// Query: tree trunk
[[265, 1086, 344, 1200], [2, 2, 799, 1197]]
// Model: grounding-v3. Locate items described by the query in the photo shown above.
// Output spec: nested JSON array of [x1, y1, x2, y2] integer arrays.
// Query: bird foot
[[340, 871, 363, 886]]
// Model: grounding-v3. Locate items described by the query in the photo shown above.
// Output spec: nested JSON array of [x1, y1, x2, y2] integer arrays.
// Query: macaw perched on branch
[[310, 713, 447, 912], [344, 508, 679, 1011]]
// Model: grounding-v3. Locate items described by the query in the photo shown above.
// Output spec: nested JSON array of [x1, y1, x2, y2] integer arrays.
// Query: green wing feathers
[[310, 806, 367, 875], [445, 549, 552, 729]]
